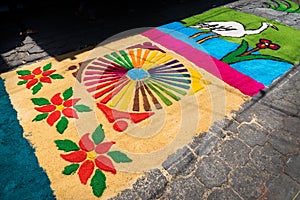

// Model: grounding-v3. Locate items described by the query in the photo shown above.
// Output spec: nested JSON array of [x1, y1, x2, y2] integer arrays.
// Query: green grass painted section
[[181, 7, 300, 64]]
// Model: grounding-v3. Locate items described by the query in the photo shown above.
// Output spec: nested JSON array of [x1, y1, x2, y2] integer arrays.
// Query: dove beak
[[271, 25, 278, 31]]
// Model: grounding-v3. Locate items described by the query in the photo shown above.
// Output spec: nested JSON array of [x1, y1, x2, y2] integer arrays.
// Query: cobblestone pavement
[[1, 0, 300, 199]]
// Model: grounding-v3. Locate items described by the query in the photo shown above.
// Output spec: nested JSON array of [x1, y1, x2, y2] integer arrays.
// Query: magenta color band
[[142, 29, 265, 96]]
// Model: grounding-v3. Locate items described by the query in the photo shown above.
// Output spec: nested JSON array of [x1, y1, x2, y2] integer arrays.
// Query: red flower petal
[[78, 160, 95, 185], [60, 150, 87, 162], [269, 44, 280, 50], [40, 76, 52, 83], [19, 74, 35, 80], [63, 98, 81, 107], [51, 93, 63, 105], [34, 105, 56, 112], [62, 108, 78, 119], [256, 43, 267, 49], [95, 155, 116, 174], [26, 79, 38, 89], [259, 39, 271, 44], [46, 110, 61, 126], [42, 70, 56, 76], [95, 142, 116, 154], [79, 133, 95, 152], [32, 67, 42, 75]]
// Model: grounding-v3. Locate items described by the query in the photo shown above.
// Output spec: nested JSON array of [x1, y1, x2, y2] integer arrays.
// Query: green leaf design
[[90, 169, 106, 197], [223, 39, 249, 62], [73, 104, 92, 112], [43, 63, 52, 71], [56, 117, 69, 134], [285, 0, 300, 13], [63, 87, 73, 100], [272, 0, 288, 11], [32, 113, 49, 122], [62, 164, 80, 175], [107, 151, 132, 163], [31, 98, 51, 106], [17, 70, 31, 76], [92, 124, 105, 145], [50, 74, 64, 79], [54, 139, 80, 152], [32, 82, 43, 95], [17, 80, 28, 85]]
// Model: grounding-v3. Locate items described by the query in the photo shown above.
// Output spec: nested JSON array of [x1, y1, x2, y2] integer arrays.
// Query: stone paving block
[[109, 189, 140, 200], [162, 146, 197, 177], [223, 119, 240, 134], [285, 154, 300, 183], [207, 188, 241, 200], [209, 123, 226, 138], [261, 69, 300, 116], [132, 169, 167, 200], [234, 103, 286, 132], [266, 174, 300, 200], [250, 143, 283, 175], [162, 177, 205, 200], [230, 165, 266, 199], [195, 156, 230, 188], [282, 116, 300, 134], [237, 123, 268, 147], [17, 43, 35, 52], [28, 46, 45, 54], [23, 53, 49, 63], [220, 138, 251, 167], [22, 36, 35, 45], [188, 132, 219, 157], [269, 128, 300, 155]]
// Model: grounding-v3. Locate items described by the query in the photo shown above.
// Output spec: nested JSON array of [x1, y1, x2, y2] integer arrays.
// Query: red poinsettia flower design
[[34, 93, 80, 126], [256, 39, 280, 50], [18, 66, 56, 89], [60, 133, 116, 184]]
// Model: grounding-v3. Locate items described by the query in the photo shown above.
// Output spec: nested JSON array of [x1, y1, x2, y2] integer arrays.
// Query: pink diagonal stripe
[[142, 29, 265, 96]]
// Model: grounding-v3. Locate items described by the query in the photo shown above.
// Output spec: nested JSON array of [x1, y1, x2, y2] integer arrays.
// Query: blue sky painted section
[[157, 22, 293, 86], [0, 78, 55, 199]]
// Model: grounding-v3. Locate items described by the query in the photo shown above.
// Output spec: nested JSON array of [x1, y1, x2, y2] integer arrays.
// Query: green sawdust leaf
[[63, 87, 73, 100], [90, 169, 106, 197], [285, 0, 300, 13], [92, 124, 105, 145], [107, 151, 132, 163], [56, 117, 69, 134], [32, 113, 49, 122], [50, 74, 64, 79], [17, 70, 31, 76], [222, 39, 249, 64], [54, 139, 80, 152], [17, 80, 28, 85], [32, 82, 43, 95], [43, 63, 52, 71], [62, 164, 80, 175], [73, 104, 92, 112], [31, 98, 51, 106]]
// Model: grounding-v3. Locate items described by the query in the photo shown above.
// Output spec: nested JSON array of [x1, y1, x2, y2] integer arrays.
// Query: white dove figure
[[189, 21, 278, 43]]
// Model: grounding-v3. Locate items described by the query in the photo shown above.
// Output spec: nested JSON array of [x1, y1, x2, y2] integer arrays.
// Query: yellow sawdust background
[[0, 34, 248, 199]]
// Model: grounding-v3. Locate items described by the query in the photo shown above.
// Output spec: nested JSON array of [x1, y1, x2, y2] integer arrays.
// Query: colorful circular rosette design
[[80, 46, 193, 132]]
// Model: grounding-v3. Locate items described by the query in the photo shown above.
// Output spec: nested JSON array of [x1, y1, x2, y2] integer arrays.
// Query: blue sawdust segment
[[0, 78, 55, 199]]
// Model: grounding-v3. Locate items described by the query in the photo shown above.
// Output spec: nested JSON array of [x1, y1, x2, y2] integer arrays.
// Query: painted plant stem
[[240, 47, 261, 56]]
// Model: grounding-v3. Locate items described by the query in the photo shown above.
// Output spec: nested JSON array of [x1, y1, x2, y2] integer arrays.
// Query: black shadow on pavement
[[0, 0, 237, 73]]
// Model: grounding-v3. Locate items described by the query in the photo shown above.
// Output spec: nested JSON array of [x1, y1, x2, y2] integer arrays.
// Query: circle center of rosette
[[126, 68, 149, 80]]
